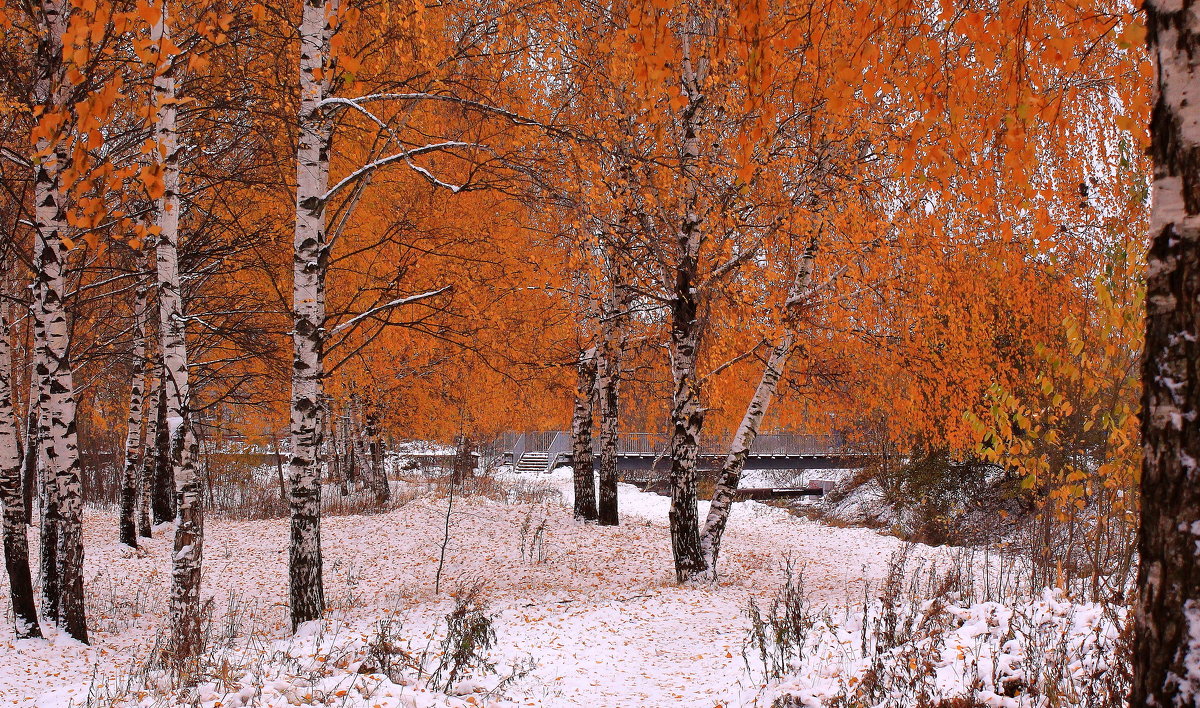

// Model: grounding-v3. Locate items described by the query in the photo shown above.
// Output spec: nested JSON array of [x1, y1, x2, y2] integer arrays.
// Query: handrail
[[545, 431, 573, 472], [509, 431, 859, 458], [511, 433, 527, 467]]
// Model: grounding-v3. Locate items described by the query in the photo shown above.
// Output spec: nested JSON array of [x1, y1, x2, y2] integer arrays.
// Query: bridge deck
[[503, 431, 871, 473]]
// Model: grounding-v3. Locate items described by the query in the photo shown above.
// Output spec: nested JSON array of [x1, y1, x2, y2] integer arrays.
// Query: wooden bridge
[[502, 431, 870, 477]]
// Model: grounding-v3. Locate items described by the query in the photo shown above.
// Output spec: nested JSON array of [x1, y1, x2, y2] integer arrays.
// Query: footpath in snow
[[0, 469, 922, 708]]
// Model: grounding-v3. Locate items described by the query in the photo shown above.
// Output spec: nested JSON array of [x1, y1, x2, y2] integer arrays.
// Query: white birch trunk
[[596, 305, 623, 526], [698, 245, 817, 579], [1, 298, 40, 639], [667, 31, 708, 581], [119, 274, 149, 547], [31, 0, 87, 641], [152, 3, 202, 661], [138, 339, 157, 538], [1133, 4, 1200, 704], [288, 0, 336, 629], [365, 411, 388, 505], [571, 348, 598, 520]]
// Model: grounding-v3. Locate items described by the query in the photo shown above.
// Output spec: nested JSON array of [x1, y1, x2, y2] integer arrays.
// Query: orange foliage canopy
[[0, 0, 1149, 456]]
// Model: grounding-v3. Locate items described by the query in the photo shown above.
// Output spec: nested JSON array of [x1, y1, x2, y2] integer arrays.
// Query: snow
[[759, 588, 1129, 708], [0, 467, 1111, 708]]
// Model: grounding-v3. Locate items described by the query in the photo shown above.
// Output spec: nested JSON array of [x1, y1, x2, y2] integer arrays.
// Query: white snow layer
[[0, 468, 1120, 707]]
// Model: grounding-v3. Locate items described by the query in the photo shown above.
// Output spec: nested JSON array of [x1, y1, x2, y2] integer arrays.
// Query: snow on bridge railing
[[506, 431, 860, 458]]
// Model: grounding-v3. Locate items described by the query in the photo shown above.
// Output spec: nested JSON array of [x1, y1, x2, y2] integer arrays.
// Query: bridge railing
[[746, 433, 849, 456], [507, 431, 859, 458]]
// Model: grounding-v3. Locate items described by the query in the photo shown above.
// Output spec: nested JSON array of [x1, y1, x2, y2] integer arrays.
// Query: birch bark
[[1133, 3, 1200, 704], [22, 400, 35, 524], [1, 299, 40, 639], [365, 411, 388, 505], [667, 28, 708, 581], [119, 275, 150, 547], [31, 0, 87, 641], [138, 346, 157, 538], [698, 244, 817, 579], [288, 0, 338, 629], [147, 363, 173, 525], [596, 305, 624, 526], [151, 2, 203, 661], [571, 348, 597, 520]]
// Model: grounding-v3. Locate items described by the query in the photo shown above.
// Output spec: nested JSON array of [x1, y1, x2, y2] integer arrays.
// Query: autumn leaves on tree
[[0, 0, 1191, 700]]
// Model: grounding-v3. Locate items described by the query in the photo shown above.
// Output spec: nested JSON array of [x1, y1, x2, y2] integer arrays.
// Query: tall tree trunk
[[699, 243, 816, 579], [596, 324, 622, 526], [288, 0, 337, 630], [666, 23, 711, 582], [152, 4, 202, 662], [22, 398, 36, 525], [332, 415, 346, 496], [119, 276, 150, 547], [31, 0, 87, 641], [699, 336, 792, 577], [571, 348, 598, 520], [1, 299, 41, 639], [1134, 4, 1200, 704], [365, 412, 388, 505], [138, 348, 157, 538], [667, 277, 705, 581], [149, 370, 173, 524]]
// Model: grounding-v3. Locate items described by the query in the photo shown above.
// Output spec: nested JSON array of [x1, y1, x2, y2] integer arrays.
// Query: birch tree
[[0, 296, 40, 639], [664, 19, 713, 579], [1133, 2, 1200, 703], [119, 269, 150, 547], [571, 347, 597, 520], [596, 280, 626, 526], [287, 0, 336, 630], [698, 241, 818, 578], [149, 0, 203, 661], [138, 346, 158, 538], [284, 0, 514, 628], [30, 0, 88, 641]]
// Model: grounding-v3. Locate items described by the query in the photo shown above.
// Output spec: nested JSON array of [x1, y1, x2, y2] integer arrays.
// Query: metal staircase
[[514, 451, 551, 474]]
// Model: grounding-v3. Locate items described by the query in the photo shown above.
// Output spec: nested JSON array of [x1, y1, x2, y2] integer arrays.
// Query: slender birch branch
[[322, 142, 479, 201], [327, 286, 451, 337]]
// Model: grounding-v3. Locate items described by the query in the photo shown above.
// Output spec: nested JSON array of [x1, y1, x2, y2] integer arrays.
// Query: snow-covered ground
[[6, 470, 1125, 708], [0, 470, 929, 707]]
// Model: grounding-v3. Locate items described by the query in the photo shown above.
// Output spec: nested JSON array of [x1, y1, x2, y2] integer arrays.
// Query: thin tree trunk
[[288, 0, 337, 630], [596, 327, 622, 526], [1133, 3, 1200, 704], [332, 415, 346, 496], [699, 336, 792, 576], [365, 412, 388, 505], [119, 277, 150, 547], [149, 369, 173, 525], [138, 347, 157, 538], [22, 399, 36, 524], [699, 242, 816, 579], [152, 3, 202, 662], [1, 299, 41, 639], [571, 348, 598, 520], [345, 414, 358, 488], [31, 0, 87, 640], [274, 438, 287, 503]]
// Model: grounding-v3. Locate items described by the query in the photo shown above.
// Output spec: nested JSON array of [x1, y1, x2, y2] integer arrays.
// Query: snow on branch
[[322, 142, 479, 201], [319, 93, 544, 129], [0, 147, 30, 167], [328, 286, 452, 337]]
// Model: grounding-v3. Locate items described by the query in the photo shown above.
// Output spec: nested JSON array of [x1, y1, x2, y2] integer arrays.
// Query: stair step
[[514, 452, 551, 474]]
